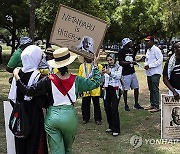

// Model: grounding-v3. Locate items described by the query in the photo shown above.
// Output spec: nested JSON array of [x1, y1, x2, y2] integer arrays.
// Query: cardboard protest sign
[[50, 4, 108, 59], [161, 94, 180, 140]]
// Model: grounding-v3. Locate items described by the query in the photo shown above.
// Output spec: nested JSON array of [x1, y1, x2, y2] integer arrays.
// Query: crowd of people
[[3, 35, 180, 154]]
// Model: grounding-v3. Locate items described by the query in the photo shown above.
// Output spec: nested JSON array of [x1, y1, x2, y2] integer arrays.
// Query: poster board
[[161, 94, 180, 140], [3, 101, 16, 154], [50, 4, 108, 59]]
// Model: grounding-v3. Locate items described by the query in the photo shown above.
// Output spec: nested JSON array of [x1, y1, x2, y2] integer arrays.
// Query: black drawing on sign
[[76, 36, 94, 54]]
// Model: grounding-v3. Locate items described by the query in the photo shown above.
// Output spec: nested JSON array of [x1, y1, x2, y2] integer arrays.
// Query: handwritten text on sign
[[50, 5, 107, 59]]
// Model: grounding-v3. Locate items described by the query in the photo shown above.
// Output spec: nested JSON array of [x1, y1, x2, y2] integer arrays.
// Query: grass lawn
[[0, 49, 180, 154]]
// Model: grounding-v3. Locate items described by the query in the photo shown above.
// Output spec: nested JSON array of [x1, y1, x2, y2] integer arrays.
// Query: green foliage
[[156, 0, 180, 43], [0, 0, 179, 49], [110, 0, 180, 42]]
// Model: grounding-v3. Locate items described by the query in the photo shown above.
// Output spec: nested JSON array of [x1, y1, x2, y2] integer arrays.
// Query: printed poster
[[161, 94, 180, 140], [3, 101, 16, 154]]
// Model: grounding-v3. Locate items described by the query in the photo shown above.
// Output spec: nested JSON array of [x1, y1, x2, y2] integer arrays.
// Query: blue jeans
[[147, 74, 161, 108]]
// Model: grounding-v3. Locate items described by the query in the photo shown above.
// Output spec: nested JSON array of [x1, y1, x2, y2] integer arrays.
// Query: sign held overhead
[[50, 4, 108, 59]]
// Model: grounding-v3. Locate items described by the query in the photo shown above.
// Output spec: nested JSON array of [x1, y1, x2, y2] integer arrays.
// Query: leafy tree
[[0, 0, 30, 53], [156, 0, 180, 47], [0, 0, 179, 53], [111, 0, 163, 42]]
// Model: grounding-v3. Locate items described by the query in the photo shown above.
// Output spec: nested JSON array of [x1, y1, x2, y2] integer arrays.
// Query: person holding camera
[[102, 53, 122, 136]]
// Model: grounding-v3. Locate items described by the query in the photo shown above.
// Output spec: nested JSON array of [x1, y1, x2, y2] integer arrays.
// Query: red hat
[[145, 36, 154, 41]]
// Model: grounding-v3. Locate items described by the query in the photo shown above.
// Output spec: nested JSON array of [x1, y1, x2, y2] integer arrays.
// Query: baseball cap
[[122, 38, 132, 47], [19, 37, 32, 45], [145, 36, 154, 41]]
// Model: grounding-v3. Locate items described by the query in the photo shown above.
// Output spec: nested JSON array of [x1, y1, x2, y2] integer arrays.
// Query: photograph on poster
[[170, 107, 180, 127], [161, 94, 180, 140]]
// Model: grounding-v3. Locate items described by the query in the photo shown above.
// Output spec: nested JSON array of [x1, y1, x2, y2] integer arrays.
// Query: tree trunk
[[11, 17, 17, 55], [29, 0, 36, 43]]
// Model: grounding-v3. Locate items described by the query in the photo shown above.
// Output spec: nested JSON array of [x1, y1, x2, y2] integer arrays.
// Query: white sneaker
[[106, 128, 112, 132], [112, 132, 119, 136]]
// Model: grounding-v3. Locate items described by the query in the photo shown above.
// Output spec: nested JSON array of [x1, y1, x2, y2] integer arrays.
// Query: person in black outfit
[[8, 45, 48, 154], [163, 41, 180, 101], [118, 38, 144, 111]]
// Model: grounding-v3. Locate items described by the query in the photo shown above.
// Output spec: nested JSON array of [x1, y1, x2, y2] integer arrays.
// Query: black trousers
[[15, 102, 48, 154], [81, 96, 102, 122], [104, 86, 121, 133]]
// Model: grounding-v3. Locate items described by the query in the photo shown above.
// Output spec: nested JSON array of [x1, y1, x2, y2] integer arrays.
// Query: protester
[[144, 36, 163, 112], [102, 53, 122, 136], [76, 36, 94, 54], [8, 45, 48, 154], [163, 41, 180, 101], [6, 37, 32, 73], [13, 48, 101, 154], [38, 47, 58, 75], [78, 56, 102, 125], [118, 38, 144, 111]]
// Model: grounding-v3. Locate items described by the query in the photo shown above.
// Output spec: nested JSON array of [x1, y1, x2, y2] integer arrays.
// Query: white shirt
[[51, 82, 76, 106], [145, 45, 163, 76]]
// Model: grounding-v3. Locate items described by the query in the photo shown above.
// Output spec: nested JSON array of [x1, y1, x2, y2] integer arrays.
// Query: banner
[[50, 4, 108, 59], [161, 94, 180, 140]]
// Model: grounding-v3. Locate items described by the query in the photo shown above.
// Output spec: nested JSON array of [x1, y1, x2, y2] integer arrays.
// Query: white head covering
[[8, 45, 42, 103], [21, 45, 42, 73]]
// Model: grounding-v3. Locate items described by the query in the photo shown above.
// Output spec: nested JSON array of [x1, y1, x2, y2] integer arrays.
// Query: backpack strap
[[49, 74, 76, 105]]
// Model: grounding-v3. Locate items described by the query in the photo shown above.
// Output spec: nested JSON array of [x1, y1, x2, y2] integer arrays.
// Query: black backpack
[[9, 98, 30, 138]]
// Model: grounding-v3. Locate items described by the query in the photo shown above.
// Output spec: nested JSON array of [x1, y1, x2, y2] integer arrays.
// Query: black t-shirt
[[118, 48, 135, 75], [163, 58, 180, 90]]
